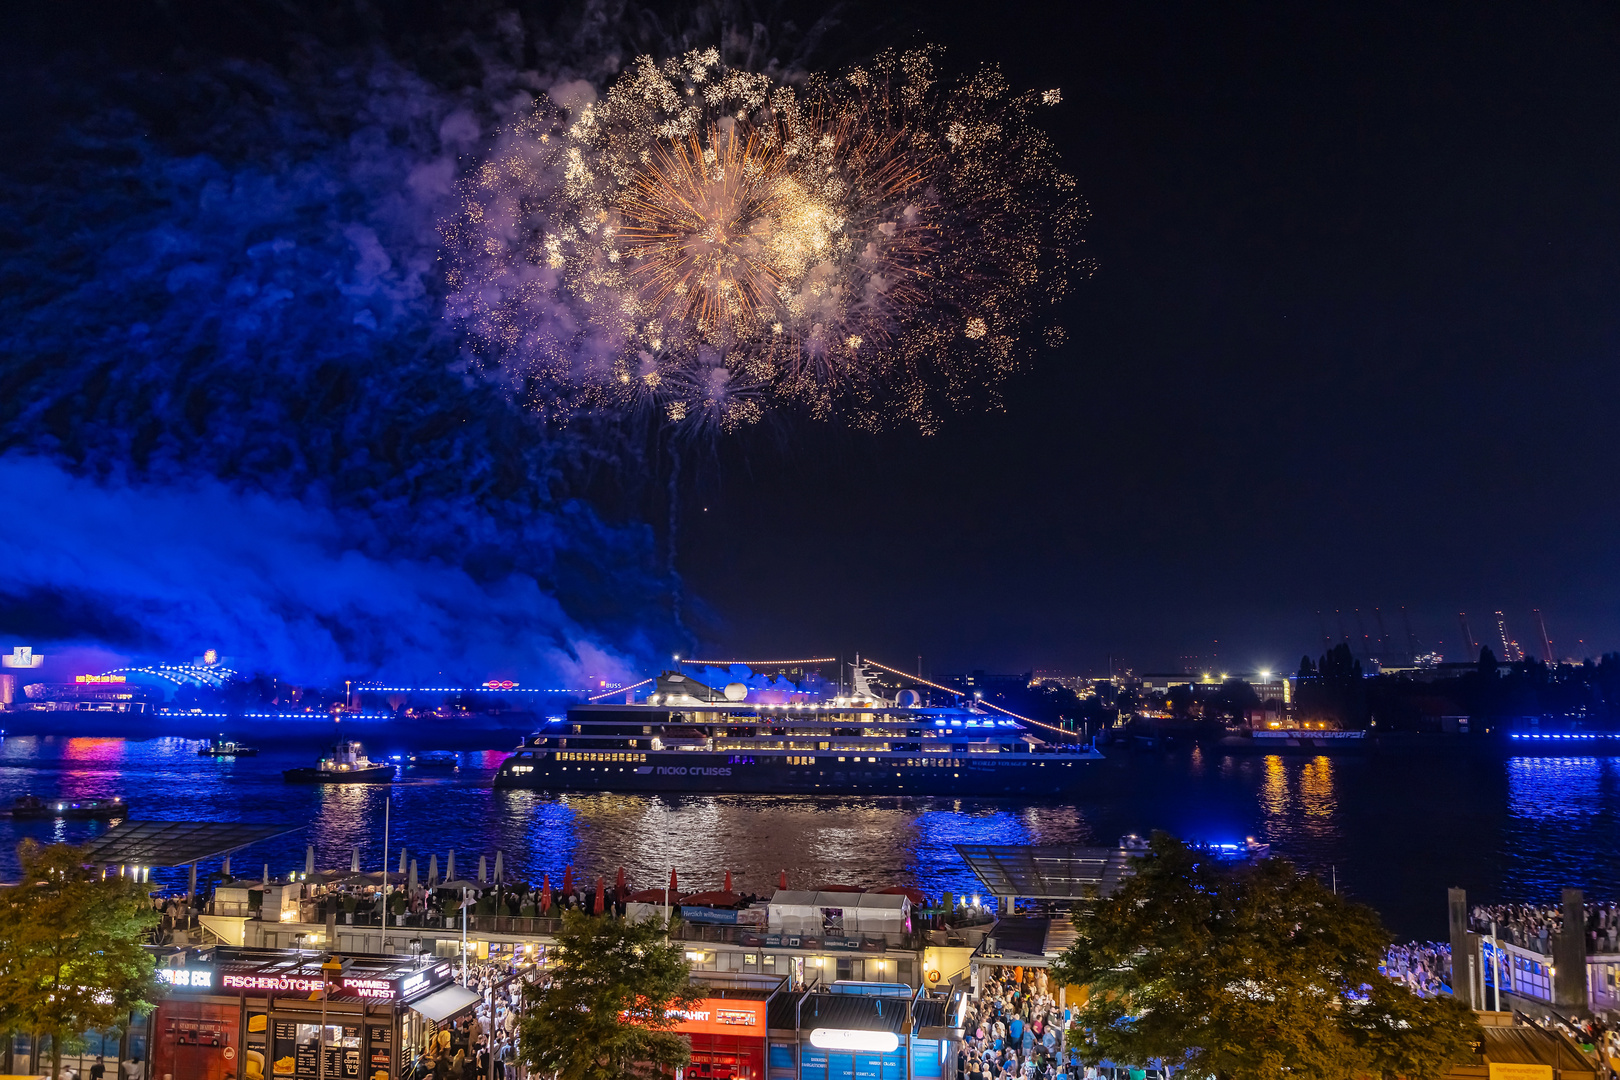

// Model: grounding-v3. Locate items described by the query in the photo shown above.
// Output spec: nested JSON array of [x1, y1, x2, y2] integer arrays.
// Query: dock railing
[[464, 914, 922, 950]]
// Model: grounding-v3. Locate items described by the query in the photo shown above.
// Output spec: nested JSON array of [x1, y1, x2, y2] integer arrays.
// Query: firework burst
[[445, 47, 1088, 435]]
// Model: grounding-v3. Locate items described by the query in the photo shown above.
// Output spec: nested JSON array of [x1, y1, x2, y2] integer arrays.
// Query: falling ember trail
[[667, 444, 694, 653]]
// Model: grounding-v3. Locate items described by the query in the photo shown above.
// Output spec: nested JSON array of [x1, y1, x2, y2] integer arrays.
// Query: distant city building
[[1029, 672, 1089, 692], [19, 680, 159, 713], [1375, 661, 1495, 683], [2, 646, 43, 669], [946, 670, 1033, 692], [1138, 674, 1199, 693]]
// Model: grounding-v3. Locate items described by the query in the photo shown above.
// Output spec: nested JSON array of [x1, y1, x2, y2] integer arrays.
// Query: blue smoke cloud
[[0, 457, 647, 684], [0, 4, 724, 683]]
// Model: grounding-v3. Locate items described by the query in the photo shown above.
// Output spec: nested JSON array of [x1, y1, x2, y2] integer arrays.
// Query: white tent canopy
[[850, 892, 908, 932], [767, 890, 910, 933]]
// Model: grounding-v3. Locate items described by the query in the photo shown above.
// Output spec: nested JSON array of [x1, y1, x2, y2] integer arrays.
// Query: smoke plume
[[0, 1, 839, 682]]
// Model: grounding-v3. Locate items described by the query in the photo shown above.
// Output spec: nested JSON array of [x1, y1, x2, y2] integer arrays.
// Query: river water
[[2, 734, 1617, 938]]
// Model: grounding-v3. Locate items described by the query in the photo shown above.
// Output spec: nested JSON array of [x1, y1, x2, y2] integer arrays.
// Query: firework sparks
[[444, 47, 1089, 435]]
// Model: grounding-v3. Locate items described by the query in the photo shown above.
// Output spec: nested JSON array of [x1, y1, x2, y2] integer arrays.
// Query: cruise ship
[[492, 664, 1103, 795]]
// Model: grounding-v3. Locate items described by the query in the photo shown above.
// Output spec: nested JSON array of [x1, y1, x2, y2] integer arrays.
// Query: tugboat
[[406, 751, 460, 772], [282, 741, 394, 784], [10, 794, 130, 819], [198, 736, 259, 758], [1120, 833, 1271, 862]]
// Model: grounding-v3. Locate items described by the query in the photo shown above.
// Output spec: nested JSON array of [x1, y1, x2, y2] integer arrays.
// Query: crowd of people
[[194, 874, 644, 930], [959, 967, 1072, 1080], [1470, 901, 1620, 954], [406, 957, 538, 1080], [1381, 942, 1451, 997], [147, 895, 199, 945]]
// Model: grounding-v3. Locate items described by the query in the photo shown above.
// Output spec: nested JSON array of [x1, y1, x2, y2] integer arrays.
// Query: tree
[[1341, 977, 1484, 1080], [0, 841, 163, 1079], [1051, 833, 1478, 1080], [517, 909, 703, 1080], [1296, 643, 1368, 728]]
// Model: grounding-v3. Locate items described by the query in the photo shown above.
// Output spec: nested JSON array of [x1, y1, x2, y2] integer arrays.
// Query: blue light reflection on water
[[1500, 756, 1620, 906], [6, 734, 1620, 936]]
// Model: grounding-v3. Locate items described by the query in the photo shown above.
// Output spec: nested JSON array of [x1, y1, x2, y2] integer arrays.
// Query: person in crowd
[[1381, 941, 1452, 997], [1469, 899, 1620, 955]]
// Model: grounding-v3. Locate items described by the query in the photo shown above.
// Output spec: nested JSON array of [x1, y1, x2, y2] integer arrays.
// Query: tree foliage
[[517, 909, 703, 1080], [1051, 833, 1479, 1080], [0, 841, 163, 1079]]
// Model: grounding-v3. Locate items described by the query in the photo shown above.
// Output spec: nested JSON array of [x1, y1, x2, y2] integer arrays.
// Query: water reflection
[[1253, 754, 1341, 858], [1300, 757, 1336, 818], [1497, 756, 1620, 905], [61, 738, 128, 766], [1261, 756, 1288, 817], [1507, 757, 1603, 820], [15, 736, 1620, 938]]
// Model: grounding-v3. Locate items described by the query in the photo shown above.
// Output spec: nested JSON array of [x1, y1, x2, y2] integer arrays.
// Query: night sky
[[2, 1, 1616, 683], [687, 0, 1620, 675]]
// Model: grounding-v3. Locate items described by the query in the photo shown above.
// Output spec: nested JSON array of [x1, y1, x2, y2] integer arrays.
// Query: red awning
[[624, 889, 680, 904]]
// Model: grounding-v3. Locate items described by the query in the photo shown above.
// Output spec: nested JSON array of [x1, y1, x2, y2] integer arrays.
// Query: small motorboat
[[406, 751, 460, 772], [11, 794, 130, 819], [198, 737, 259, 758], [283, 741, 395, 783]]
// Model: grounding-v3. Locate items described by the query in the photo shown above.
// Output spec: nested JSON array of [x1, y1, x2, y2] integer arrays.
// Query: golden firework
[[444, 46, 1089, 435]]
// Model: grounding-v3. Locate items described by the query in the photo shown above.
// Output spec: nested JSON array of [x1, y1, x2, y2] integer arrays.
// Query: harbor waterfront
[[7, 734, 1620, 938]]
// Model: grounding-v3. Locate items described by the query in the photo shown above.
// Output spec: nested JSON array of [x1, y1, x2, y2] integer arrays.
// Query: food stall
[[149, 948, 480, 1080]]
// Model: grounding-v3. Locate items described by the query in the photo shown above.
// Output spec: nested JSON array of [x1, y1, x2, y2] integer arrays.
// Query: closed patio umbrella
[[724, 869, 732, 892], [350, 846, 361, 873], [540, 873, 551, 914], [562, 865, 573, 897], [615, 866, 626, 900], [446, 850, 455, 882], [408, 859, 419, 891], [479, 855, 488, 884], [779, 870, 788, 890], [428, 855, 439, 886], [594, 876, 605, 915], [305, 846, 315, 875], [494, 851, 504, 883]]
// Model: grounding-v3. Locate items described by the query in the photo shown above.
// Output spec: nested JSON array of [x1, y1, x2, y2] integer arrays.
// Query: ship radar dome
[[724, 682, 748, 702]]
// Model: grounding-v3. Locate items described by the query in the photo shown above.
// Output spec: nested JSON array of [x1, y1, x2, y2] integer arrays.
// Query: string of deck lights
[[678, 657, 836, 668], [355, 686, 580, 693], [860, 657, 1073, 737], [102, 664, 239, 689], [588, 677, 655, 702]]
